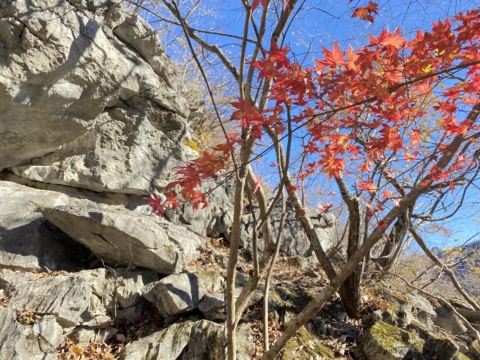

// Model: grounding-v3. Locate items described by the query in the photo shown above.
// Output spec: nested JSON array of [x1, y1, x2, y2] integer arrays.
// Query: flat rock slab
[[142, 271, 224, 318], [0, 308, 63, 360], [0, 181, 93, 272], [41, 206, 206, 274]]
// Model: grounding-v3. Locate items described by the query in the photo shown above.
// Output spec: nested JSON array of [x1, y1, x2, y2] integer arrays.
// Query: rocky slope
[[0, 0, 341, 358], [2, 0, 476, 359]]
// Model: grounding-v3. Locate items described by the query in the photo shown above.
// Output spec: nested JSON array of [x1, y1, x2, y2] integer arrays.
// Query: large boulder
[[41, 206, 206, 274], [0, 0, 194, 194], [355, 321, 425, 360], [0, 0, 235, 238], [241, 201, 335, 257]]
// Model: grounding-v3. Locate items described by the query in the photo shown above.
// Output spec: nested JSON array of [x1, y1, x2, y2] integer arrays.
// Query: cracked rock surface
[[41, 206, 206, 274]]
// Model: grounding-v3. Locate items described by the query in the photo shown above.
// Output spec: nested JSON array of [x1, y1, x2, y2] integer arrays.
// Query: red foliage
[[146, 8, 480, 226]]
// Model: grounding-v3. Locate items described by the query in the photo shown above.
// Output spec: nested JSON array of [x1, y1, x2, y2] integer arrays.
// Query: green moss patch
[[282, 327, 334, 360]]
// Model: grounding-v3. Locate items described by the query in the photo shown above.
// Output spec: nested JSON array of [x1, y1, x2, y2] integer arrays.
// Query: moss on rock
[[355, 321, 424, 360], [281, 327, 334, 360]]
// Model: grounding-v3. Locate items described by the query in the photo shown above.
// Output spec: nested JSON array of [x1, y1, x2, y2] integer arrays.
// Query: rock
[[180, 320, 225, 360], [41, 206, 206, 274], [0, 181, 93, 272], [142, 271, 224, 318], [355, 321, 424, 360], [168, 180, 234, 238], [180, 320, 254, 360], [433, 306, 468, 335], [116, 299, 147, 321], [211, 249, 229, 268], [6, 273, 92, 328], [11, 107, 195, 194], [66, 325, 118, 348], [78, 268, 158, 311], [282, 327, 334, 360], [422, 331, 459, 360], [199, 293, 226, 321], [120, 320, 252, 360], [0, 308, 63, 360], [368, 304, 415, 329], [241, 201, 335, 257], [1, 0, 193, 197], [120, 321, 194, 360], [0, 269, 35, 293]]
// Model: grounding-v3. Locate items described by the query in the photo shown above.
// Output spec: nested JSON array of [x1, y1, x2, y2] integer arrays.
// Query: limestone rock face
[[0, 0, 193, 194], [4, 271, 92, 328], [41, 206, 206, 274], [241, 201, 336, 257]]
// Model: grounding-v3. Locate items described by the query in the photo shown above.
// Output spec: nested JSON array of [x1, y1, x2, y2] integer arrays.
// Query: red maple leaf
[[321, 42, 345, 66], [352, 2, 379, 23], [369, 28, 405, 48], [357, 179, 378, 193]]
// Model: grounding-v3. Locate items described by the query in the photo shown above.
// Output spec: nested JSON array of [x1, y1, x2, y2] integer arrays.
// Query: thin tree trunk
[[234, 166, 275, 324], [227, 136, 255, 360], [263, 191, 287, 351], [343, 196, 363, 318]]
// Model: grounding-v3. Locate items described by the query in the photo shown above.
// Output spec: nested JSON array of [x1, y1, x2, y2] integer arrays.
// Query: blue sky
[[143, 0, 480, 250]]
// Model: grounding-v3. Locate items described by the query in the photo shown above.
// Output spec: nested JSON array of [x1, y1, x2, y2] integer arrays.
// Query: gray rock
[[0, 308, 64, 360], [66, 325, 118, 348], [180, 320, 225, 360], [199, 293, 226, 321], [41, 206, 206, 274], [433, 306, 468, 335], [115, 299, 147, 321], [142, 271, 224, 318], [120, 319, 252, 360], [0, 269, 35, 294], [78, 267, 158, 310], [11, 107, 195, 194], [241, 201, 335, 257], [180, 320, 254, 360], [355, 321, 424, 360], [120, 321, 195, 360], [0, 181, 93, 272], [1, 0, 195, 196], [6, 273, 92, 328]]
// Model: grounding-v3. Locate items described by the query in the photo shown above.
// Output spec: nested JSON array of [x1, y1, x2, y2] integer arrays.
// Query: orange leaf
[[357, 179, 378, 193], [352, 2, 378, 23]]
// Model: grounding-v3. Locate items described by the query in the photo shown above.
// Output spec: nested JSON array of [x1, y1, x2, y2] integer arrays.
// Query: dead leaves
[[56, 340, 115, 360]]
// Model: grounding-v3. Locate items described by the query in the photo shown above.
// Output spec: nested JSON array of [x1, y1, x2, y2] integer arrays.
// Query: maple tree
[[137, 0, 480, 358]]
